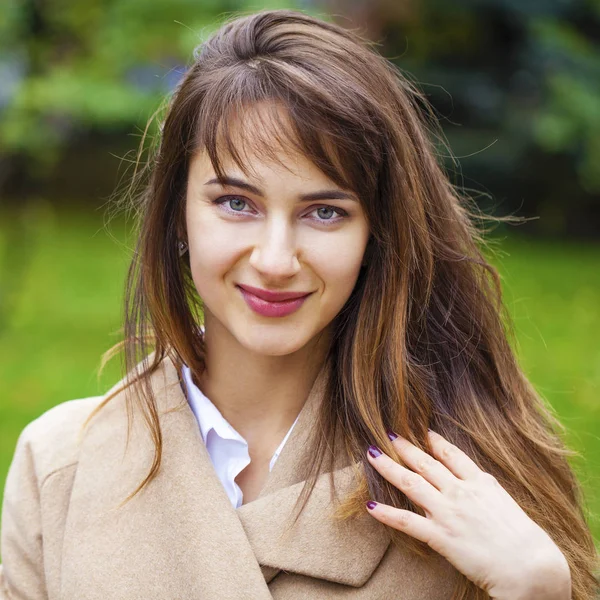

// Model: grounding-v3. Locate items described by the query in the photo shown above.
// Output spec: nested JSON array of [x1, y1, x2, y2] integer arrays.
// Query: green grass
[[485, 234, 600, 543], [0, 202, 599, 554], [0, 202, 128, 464]]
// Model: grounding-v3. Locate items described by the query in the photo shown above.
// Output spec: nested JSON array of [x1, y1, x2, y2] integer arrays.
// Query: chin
[[245, 336, 311, 358], [237, 325, 316, 357]]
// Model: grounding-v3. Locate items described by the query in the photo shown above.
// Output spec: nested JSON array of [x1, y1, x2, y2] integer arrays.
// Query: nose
[[248, 217, 301, 280]]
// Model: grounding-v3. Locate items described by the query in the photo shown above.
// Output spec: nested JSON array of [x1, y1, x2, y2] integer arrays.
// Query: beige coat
[[0, 354, 460, 599]]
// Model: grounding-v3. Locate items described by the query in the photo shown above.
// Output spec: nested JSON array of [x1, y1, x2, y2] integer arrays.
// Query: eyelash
[[212, 195, 350, 225]]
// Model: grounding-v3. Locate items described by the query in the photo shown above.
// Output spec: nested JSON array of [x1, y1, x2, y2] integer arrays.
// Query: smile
[[236, 285, 313, 318]]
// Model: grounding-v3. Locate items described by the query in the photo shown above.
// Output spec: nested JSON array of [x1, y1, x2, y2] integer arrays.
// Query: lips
[[236, 284, 312, 302], [236, 284, 313, 318]]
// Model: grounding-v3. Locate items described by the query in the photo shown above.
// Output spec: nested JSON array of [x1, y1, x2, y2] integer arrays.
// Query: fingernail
[[368, 444, 382, 458], [386, 429, 398, 441], [366, 501, 377, 510]]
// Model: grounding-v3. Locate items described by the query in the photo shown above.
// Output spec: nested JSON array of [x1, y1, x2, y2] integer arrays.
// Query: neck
[[194, 316, 331, 460]]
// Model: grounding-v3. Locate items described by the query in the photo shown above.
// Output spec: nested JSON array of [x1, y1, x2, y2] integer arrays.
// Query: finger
[[365, 500, 436, 545], [387, 430, 457, 493], [427, 429, 483, 480], [367, 446, 444, 515]]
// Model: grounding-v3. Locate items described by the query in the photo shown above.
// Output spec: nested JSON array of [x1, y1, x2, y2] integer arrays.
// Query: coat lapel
[[236, 362, 392, 587], [60, 353, 391, 598]]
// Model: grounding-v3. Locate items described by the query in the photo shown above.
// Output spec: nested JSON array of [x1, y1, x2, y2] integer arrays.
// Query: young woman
[[1, 8, 598, 600]]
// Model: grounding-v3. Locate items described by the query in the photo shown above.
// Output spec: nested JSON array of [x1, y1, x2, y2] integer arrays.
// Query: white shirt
[[181, 364, 300, 508]]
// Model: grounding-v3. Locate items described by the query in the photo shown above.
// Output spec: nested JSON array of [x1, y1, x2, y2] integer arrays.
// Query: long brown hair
[[85, 9, 599, 599]]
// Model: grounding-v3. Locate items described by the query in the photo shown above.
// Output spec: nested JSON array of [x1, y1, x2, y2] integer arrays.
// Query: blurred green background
[[0, 0, 598, 557]]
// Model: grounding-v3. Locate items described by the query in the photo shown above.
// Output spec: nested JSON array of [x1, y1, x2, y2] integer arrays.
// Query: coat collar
[[60, 353, 391, 598]]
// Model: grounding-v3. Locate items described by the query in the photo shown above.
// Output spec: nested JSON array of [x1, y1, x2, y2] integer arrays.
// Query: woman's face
[[185, 123, 370, 358]]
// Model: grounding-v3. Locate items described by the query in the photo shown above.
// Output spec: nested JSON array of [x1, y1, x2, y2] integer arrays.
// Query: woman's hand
[[365, 429, 572, 600]]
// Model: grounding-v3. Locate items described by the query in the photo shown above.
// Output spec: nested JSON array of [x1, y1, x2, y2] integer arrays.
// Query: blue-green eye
[[308, 205, 349, 225], [228, 197, 246, 211], [213, 195, 252, 214], [316, 207, 335, 220]]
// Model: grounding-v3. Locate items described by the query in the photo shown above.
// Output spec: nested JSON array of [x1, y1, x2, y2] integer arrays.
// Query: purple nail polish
[[368, 444, 382, 458], [386, 429, 398, 441], [366, 501, 377, 510]]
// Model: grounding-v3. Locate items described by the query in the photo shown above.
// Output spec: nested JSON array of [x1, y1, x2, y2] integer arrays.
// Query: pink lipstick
[[237, 284, 312, 318]]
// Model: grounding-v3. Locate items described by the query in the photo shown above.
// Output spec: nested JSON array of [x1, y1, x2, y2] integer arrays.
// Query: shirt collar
[[181, 362, 302, 470], [181, 363, 246, 445]]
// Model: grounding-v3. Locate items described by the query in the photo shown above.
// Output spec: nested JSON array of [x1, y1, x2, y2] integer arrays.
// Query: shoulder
[[13, 395, 106, 486], [9, 352, 183, 488]]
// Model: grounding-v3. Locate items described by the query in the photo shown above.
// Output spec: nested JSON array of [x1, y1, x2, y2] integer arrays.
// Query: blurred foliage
[[355, 0, 600, 236], [531, 17, 600, 191], [0, 0, 305, 168]]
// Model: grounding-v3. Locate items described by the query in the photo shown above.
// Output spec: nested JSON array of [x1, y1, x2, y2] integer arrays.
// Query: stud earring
[[178, 240, 188, 257]]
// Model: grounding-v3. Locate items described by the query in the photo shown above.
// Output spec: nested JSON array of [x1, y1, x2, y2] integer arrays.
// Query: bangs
[[190, 64, 373, 199]]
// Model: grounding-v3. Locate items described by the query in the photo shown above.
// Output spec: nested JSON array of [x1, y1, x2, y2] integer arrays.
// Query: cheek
[[186, 212, 243, 292], [307, 229, 367, 300]]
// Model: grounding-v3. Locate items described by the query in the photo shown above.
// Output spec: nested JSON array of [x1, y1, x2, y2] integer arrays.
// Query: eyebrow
[[204, 176, 358, 202]]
